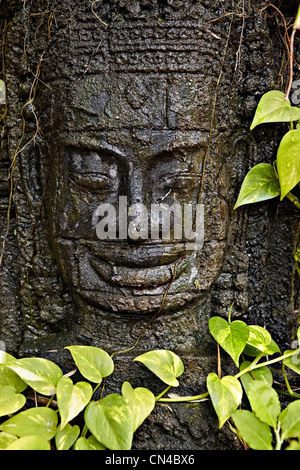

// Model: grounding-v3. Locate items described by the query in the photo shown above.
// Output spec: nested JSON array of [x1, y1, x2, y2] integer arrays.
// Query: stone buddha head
[[10, 0, 247, 350], [44, 10, 231, 322]]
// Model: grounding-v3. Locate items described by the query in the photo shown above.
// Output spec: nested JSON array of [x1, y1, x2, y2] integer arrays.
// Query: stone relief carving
[[0, 0, 298, 365]]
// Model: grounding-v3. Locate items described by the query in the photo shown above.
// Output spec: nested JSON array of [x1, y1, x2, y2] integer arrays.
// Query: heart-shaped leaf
[[6, 435, 51, 450], [6, 357, 63, 396], [121, 382, 155, 432], [65, 346, 114, 384], [244, 325, 280, 357], [0, 365, 27, 392], [209, 316, 249, 366], [247, 381, 281, 428], [277, 129, 300, 200], [0, 386, 26, 417], [57, 377, 93, 429], [231, 410, 273, 450], [234, 163, 280, 209], [283, 349, 300, 375], [207, 373, 243, 428], [133, 350, 184, 387], [55, 423, 80, 451], [239, 360, 273, 396], [73, 435, 106, 450], [85, 394, 133, 450], [0, 407, 58, 440], [250, 90, 300, 130]]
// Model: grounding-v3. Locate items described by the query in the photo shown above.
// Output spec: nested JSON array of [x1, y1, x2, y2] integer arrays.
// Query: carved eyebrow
[[65, 138, 127, 159], [64, 135, 204, 161]]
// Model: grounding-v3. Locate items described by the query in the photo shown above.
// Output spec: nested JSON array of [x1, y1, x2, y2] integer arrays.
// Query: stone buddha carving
[[33, 2, 234, 351], [3, 0, 273, 354]]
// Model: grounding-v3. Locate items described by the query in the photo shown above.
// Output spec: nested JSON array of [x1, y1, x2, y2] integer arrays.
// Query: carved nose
[[127, 165, 149, 242], [127, 165, 145, 206]]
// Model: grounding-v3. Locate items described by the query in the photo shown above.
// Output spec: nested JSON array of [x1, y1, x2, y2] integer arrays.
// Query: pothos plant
[[0, 309, 299, 451], [234, 89, 300, 212], [235, 5, 300, 212]]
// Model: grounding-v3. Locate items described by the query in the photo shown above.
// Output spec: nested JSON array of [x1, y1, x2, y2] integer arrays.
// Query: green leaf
[[73, 435, 105, 450], [244, 325, 280, 357], [247, 381, 281, 428], [283, 349, 300, 374], [0, 80, 5, 105], [209, 316, 249, 367], [65, 346, 114, 384], [6, 357, 63, 396], [0, 365, 27, 393], [250, 90, 300, 130], [239, 360, 273, 396], [286, 439, 300, 450], [296, 4, 300, 28], [57, 377, 93, 429], [206, 373, 243, 428], [0, 407, 58, 440], [234, 163, 280, 209], [73, 436, 90, 450], [277, 130, 300, 200], [0, 386, 26, 417], [231, 410, 273, 450], [121, 382, 155, 432], [6, 435, 51, 450], [85, 394, 133, 450], [133, 350, 184, 387], [0, 350, 16, 365], [0, 432, 18, 449], [86, 435, 106, 450], [55, 423, 80, 451], [279, 400, 300, 440]]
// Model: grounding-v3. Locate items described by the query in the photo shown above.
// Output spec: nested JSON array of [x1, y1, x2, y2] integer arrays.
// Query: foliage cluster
[[234, 90, 300, 211], [0, 311, 299, 451]]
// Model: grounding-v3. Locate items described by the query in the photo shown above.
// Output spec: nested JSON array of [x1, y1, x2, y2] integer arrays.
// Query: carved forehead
[[35, 0, 237, 138], [67, 73, 212, 132]]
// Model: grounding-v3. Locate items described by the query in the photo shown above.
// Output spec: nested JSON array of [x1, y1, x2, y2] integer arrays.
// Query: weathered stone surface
[[0, 0, 299, 449]]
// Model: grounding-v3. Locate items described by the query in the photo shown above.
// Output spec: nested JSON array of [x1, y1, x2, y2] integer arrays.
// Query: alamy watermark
[[93, 196, 205, 251]]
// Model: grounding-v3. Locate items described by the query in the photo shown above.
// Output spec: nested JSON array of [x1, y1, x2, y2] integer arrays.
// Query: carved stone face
[[47, 73, 229, 316]]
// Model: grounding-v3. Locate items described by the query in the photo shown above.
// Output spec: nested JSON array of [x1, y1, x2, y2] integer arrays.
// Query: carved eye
[[71, 173, 111, 192], [160, 174, 199, 192]]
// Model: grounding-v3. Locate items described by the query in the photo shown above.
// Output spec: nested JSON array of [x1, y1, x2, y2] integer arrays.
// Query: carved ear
[[17, 141, 43, 212]]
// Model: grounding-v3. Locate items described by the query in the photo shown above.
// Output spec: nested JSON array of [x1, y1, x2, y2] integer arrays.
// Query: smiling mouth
[[89, 240, 190, 288]]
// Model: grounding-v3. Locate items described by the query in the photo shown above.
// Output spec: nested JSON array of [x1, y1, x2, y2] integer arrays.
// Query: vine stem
[[282, 363, 300, 399], [274, 424, 283, 450], [284, 4, 300, 101], [234, 348, 300, 379], [157, 391, 209, 403], [286, 192, 300, 210], [155, 385, 172, 402], [157, 348, 300, 403]]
